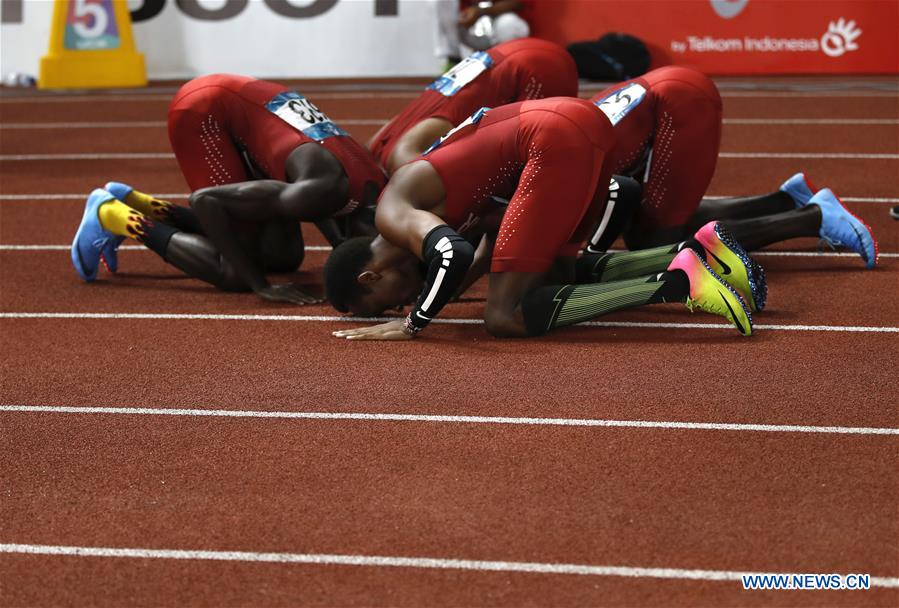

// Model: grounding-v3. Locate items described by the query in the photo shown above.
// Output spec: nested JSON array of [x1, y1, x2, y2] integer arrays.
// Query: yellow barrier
[[39, 0, 146, 89]]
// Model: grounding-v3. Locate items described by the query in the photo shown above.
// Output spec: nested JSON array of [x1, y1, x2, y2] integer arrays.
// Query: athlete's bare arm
[[385, 117, 453, 174], [190, 176, 338, 302]]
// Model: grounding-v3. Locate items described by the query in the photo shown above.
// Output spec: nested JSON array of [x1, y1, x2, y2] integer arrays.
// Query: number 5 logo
[[72, 0, 108, 38]]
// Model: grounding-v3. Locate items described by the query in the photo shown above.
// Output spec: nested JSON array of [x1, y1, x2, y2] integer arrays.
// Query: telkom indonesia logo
[[821, 17, 862, 57]]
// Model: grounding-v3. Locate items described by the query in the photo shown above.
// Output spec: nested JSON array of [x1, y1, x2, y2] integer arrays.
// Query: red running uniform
[[168, 74, 386, 213], [420, 98, 616, 273], [590, 66, 722, 232], [369, 38, 578, 168]]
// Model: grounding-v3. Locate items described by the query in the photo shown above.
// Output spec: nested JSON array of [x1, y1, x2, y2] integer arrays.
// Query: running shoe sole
[[694, 221, 767, 312]]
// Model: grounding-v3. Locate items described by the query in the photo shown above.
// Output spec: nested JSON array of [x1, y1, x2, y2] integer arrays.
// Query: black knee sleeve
[[586, 175, 642, 253]]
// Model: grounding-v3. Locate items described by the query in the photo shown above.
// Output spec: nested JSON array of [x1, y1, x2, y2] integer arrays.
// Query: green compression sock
[[575, 241, 694, 283], [521, 271, 689, 336]]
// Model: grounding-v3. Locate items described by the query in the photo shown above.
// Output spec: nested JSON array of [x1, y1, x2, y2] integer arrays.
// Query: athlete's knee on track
[[484, 304, 528, 338]]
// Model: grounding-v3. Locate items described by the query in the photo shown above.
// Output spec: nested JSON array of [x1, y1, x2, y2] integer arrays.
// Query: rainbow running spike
[[693, 221, 767, 312], [668, 248, 754, 337]]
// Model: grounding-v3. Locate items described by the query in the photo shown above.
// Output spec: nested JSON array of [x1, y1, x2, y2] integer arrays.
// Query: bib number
[[594, 82, 647, 126], [265, 91, 347, 141], [423, 107, 489, 156], [428, 51, 494, 97]]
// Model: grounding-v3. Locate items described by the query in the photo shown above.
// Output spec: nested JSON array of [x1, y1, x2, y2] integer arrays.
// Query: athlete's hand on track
[[254, 284, 322, 305], [332, 320, 413, 341]]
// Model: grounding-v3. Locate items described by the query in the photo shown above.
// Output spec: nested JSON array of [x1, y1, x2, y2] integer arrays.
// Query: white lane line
[[1, 543, 897, 587], [719, 153, 899, 160], [0, 153, 175, 160], [0, 92, 417, 103], [723, 118, 899, 125], [703, 196, 899, 204], [3, 245, 898, 259], [753, 251, 899, 259], [5, 152, 897, 161], [0, 244, 332, 251], [3, 193, 897, 203], [3, 405, 898, 436], [718, 91, 899, 97], [1, 312, 896, 334], [0, 193, 188, 200], [0, 119, 386, 129]]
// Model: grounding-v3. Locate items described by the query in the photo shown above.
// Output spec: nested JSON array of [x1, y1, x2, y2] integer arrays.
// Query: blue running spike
[[104, 181, 133, 202], [808, 188, 878, 269], [779, 172, 817, 208], [71, 189, 117, 282]]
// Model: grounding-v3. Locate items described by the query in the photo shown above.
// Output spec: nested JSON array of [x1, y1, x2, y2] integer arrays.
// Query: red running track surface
[[1, 77, 898, 606]]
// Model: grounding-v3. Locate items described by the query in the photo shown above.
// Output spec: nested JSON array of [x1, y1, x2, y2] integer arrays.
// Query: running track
[[1, 77, 897, 606]]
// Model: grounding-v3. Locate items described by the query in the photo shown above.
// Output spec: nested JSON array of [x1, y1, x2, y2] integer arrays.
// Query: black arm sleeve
[[404, 225, 475, 335]]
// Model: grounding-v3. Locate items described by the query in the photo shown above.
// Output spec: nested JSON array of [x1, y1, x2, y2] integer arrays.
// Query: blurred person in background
[[434, 0, 530, 69]]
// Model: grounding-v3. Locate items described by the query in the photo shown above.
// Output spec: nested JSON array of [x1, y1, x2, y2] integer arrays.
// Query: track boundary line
[[2, 245, 897, 259], [0, 92, 418, 104], [4, 194, 897, 203], [718, 153, 899, 160], [3, 405, 898, 436], [0, 244, 334, 252], [2, 312, 896, 333], [1, 543, 897, 587], [5, 152, 897, 161], [3, 90, 897, 103]]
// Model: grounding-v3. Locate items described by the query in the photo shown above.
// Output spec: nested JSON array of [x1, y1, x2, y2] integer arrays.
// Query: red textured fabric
[[369, 38, 577, 168], [590, 66, 722, 231], [421, 97, 614, 273], [167, 74, 385, 204]]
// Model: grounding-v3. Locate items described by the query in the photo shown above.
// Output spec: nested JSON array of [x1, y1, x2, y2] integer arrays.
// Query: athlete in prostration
[[583, 66, 878, 269], [324, 97, 765, 340], [71, 74, 387, 304], [368, 37, 578, 174]]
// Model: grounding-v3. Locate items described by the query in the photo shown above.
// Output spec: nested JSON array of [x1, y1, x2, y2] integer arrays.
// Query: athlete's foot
[[808, 188, 878, 268], [780, 172, 818, 208], [692, 221, 767, 312], [72, 189, 119, 281], [890, 205, 899, 220], [667, 248, 754, 336]]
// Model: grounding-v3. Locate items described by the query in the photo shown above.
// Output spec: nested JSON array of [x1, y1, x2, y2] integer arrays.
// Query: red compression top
[[168, 74, 386, 207], [369, 38, 578, 168]]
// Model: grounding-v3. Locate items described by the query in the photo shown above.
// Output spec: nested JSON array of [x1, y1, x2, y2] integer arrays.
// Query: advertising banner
[[1, 0, 439, 79], [528, 0, 899, 74]]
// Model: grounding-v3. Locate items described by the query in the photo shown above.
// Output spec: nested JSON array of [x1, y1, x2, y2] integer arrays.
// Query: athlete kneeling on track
[[71, 74, 386, 304], [369, 37, 578, 174], [584, 66, 878, 268], [325, 98, 765, 340]]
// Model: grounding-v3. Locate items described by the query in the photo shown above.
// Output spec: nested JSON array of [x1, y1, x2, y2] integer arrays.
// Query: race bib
[[428, 51, 494, 97], [593, 82, 647, 126], [265, 91, 347, 141], [423, 107, 489, 155]]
